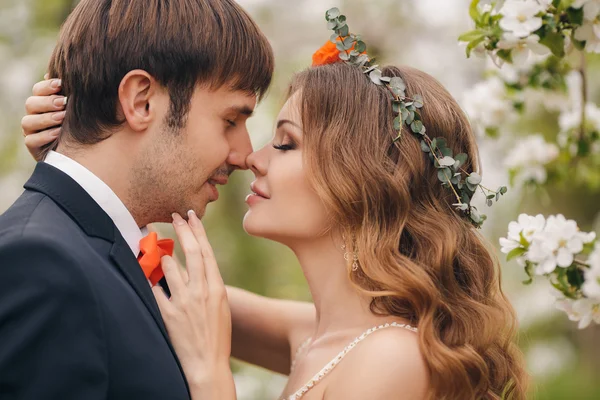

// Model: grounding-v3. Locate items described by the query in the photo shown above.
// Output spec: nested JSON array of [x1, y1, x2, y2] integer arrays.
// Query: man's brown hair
[[48, 0, 274, 144]]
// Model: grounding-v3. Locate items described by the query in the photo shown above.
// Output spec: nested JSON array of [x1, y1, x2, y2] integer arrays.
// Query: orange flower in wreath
[[312, 40, 341, 66], [312, 39, 367, 67]]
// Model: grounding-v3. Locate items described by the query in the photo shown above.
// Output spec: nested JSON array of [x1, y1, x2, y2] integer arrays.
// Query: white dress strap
[[281, 322, 418, 400]]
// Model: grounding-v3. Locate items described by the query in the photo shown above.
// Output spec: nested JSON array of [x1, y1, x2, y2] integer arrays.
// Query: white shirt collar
[[44, 150, 146, 256]]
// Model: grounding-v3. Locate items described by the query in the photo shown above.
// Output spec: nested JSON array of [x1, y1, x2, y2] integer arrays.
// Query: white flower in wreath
[[555, 297, 600, 329], [583, 245, 600, 300], [504, 134, 559, 184], [527, 215, 590, 274], [497, 33, 550, 66], [499, 0, 545, 38]]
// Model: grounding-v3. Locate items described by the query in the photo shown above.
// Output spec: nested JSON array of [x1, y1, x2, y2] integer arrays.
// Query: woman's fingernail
[[50, 79, 62, 89], [187, 210, 197, 226], [53, 97, 67, 108], [172, 213, 186, 226], [52, 111, 66, 121], [49, 128, 61, 137]]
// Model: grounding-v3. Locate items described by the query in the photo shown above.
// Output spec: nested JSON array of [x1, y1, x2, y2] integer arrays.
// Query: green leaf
[[467, 172, 482, 185], [380, 76, 392, 83], [342, 36, 354, 50], [336, 42, 346, 51], [439, 156, 456, 167], [327, 8, 341, 19], [441, 146, 452, 157], [573, 38, 586, 51], [330, 33, 339, 43], [496, 49, 513, 63], [438, 168, 452, 182], [339, 52, 350, 61], [401, 107, 409, 122], [369, 69, 383, 85], [539, 31, 565, 58], [338, 15, 347, 24], [411, 120, 424, 133], [355, 41, 366, 53], [466, 36, 487, 58], [413, 94, 424, 108], [458, 29, 486, 43], [469, 0, 481, 22], [567, 7, 584, 26], [454, 153, 468, 168], [393, 116, 402, 131], [338, 24, 349, 37], [389, 77, 406, 91], [420, 140, 431, 153], [519, 231, 529, 247], [507, 247, 527, 262], [327, 21, 337, 30], [406, 110, 415, 125]]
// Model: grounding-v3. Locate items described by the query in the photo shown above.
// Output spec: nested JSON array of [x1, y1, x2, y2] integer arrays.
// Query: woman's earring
[[341, 243, 359, 271]]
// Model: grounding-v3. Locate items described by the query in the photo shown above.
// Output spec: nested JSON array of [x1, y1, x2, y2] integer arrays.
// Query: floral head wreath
[[311, 8, 508, 229]]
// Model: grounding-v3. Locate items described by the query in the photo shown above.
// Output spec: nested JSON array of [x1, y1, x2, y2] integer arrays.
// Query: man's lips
[[208, 176, 229, 186]]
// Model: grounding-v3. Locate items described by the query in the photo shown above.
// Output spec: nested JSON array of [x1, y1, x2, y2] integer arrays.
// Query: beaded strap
[[282, 322, 418, 400]]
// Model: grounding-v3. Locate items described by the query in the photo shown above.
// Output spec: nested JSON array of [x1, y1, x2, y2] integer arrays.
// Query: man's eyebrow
[[276, 119, 302, 129], [226, 105, 254, 116]]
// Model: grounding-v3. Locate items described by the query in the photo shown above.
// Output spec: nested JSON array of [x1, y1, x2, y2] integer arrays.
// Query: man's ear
[[118, 70, 165, 132]]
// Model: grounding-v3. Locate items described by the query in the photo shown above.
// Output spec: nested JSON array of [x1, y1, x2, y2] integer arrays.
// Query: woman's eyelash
[[272, 143, 296, 151], [226, 119, 237, 127]]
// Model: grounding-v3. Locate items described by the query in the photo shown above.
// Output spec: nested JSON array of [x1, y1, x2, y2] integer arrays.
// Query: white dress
[[280, 322, 418, 400]]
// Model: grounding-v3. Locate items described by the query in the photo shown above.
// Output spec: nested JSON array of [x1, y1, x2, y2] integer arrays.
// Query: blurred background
[[1, 0, 599, 399]]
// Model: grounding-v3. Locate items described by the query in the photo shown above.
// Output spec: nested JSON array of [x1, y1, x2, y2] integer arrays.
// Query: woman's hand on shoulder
[[21, 74, 66, 161], [325, 326, 428, 400]]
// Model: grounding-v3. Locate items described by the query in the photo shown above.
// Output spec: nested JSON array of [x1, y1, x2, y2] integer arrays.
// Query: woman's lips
[[246, 182, 269, 205]]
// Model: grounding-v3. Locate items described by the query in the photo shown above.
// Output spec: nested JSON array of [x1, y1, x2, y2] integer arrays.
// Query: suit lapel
[[25, 162, 190, 394]]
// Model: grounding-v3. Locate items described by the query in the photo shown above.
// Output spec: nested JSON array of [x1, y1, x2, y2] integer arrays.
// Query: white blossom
[[555, 297, 600, 329], [504, 134, 559, 184], [574, 19, 600, 53], [462, 77, 516, 135], [583, 244, 600, 300], [572, 0, 600, 21], [558, 103, 600, 132], [527, 215, 595, 274], [500, 213, 546, 254], [497, 33, 550, 66], [499, 0, 545, 38]]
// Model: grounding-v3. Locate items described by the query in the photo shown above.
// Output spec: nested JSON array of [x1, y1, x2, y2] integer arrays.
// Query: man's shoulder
[[0, 189, 81, 242]]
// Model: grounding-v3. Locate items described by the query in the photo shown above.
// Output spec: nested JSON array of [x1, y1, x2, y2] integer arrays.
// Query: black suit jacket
[[0, 162, 190, 399]]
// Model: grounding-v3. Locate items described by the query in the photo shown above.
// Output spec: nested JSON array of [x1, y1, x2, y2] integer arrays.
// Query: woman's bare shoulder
[[324, 326, 428, 400]]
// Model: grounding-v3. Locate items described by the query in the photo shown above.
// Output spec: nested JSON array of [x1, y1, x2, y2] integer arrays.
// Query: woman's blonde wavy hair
[[288, 63, 529, 400]]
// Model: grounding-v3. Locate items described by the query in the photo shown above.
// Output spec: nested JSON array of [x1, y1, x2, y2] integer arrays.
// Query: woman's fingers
[[32, 78, 62, 96], [25, 94, 67, 115], [187, 210, 224, 287], [24, 127, 60, 155], [172, 213, 206, 289], [21, 111, 65, 135], [160, 255, 186, 300]]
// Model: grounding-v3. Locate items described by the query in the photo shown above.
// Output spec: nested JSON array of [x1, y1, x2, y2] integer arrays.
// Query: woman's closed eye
[[272, 141, 296, 151]]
